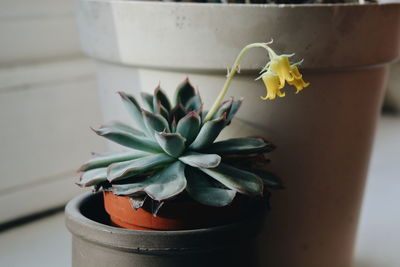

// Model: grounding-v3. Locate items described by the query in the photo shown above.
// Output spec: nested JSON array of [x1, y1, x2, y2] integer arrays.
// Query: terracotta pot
[[66, 192, 265, 267], [103, 191, 260, 230]]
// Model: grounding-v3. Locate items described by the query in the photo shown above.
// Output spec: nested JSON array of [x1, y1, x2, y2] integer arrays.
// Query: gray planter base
[[65, 193, 265, 267]]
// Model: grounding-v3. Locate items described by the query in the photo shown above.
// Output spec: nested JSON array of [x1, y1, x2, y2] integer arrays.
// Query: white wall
[[0, 0, 105, 223]]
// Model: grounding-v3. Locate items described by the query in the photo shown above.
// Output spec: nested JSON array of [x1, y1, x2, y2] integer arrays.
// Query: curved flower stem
[[204, 42, 274, 122]]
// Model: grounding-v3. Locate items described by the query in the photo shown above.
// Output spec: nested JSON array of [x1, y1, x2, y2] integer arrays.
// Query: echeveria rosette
[[77, 79, 279, 208]]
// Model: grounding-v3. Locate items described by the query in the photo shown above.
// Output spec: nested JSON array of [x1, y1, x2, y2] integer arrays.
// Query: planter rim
[[77, 0, 400, 71], [65, 192, 264, 253], [81, 0, 399, 9]]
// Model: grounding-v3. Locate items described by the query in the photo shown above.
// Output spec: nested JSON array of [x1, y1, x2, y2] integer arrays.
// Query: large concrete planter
[[76, 1, 400, 266], [65, 193, 264, 267]]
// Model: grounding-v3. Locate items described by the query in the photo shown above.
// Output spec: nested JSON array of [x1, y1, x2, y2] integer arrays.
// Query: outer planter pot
[[76, 2, 400, 266], [65, 193, 264, 267]]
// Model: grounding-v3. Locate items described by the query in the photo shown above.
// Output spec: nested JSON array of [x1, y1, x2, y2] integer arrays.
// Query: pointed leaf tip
[[175, 78, 196, 106], [190, 113, 227, 150], [200, 163, 264, 197]]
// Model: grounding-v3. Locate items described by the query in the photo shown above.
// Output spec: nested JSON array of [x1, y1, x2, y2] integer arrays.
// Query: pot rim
[[77, 0, 400, 70], [65, 192, 265, 253], [81, 0, 400, 9]]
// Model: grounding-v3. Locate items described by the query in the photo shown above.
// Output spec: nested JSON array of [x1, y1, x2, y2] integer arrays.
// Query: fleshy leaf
[[104, 121, 145, 137], [185, 167, 236, 207], [206, 138, 274, 155], [129, 195, 147, 210], [199, 163, 263, 196], [213, 99, 232, 120], [142, 109, 170, 134], [117, 92, 146, 130], [179, 151, 221, 168], [141, 92, 154, 112], [151, 201, 165, 216], [77, 168, 107, 187], [251, 169, 283, 189], [92, 126, 161, 153], [154, 132, 186, 158], [112, 161, 187, 201], [79, 150, 150, 171], [107, 153, 175, 182], [175, 111, 201, 145], [227, 98, 243, 122], [153, 86, 171, 111], [155, 101, 170, 121], [185, 95, 202, 114], [170, 100, 187, 122], [174, 78, 196, 106], [190, 114, 227, 150]]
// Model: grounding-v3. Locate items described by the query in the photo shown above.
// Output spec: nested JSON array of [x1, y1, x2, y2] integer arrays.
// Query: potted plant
[[65, 42, 308, 266], [75, 1, 400, 266]]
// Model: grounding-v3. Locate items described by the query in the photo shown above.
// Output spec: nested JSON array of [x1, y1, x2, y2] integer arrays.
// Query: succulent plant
[[77, 79, 281, 208]]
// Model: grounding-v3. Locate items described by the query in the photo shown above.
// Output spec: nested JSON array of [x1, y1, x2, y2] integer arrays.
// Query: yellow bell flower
[[290, 64, 303, 80], [259, 72, 286, 100], [269, 55, 295, 86], [288, 77, 310, 94], [259, 47, 309, 99]]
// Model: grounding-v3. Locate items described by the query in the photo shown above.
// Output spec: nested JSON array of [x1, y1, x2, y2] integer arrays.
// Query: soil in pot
[[103, 191, 265, 231]]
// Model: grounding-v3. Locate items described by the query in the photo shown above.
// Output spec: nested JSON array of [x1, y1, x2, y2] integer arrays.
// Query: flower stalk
[[204, 42, 309, 122]]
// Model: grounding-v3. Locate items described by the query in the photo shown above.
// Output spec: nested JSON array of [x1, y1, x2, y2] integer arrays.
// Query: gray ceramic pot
[[65, 192, 265, 267]]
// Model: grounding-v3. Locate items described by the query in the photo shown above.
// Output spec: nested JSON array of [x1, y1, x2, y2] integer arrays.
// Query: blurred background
[[0, 0, 399, 266]]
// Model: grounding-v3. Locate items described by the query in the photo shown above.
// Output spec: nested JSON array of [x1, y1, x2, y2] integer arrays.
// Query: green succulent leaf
[[206, 137, 274, 155], [176, 111, 201, 145], [199, 163, 264, 196], [174, 78, 196, 106], [141, 92, 155, 112], [77, 168, 107, 187], [171, 100, 187, 123], [153, 86, 171, 111], [179, 151, 221, 168], [112, 161, 187, 201], [251, 169, 283, 189], [155, 101, 170, 121], [142, 109, 170, 134], [104, 121, 145, 137], [185, 95, 202, 114], [190, 114, 227, 150], [117, 92, 146, 130], [79, 150, 150, 171], [185, 167, 236, 207], [107, 153, 175, 182], [214, 99, 233, 120], [226, 98, 242, 122], [91, 125, 161, 153], [154, 132, 186, 158], [129, 195, 147, 210]]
